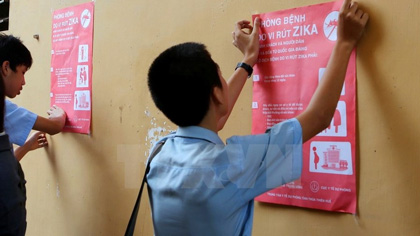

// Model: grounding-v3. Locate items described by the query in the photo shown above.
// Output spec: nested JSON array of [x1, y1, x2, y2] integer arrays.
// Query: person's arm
[[296, 0, 369, 143], [32, 105, 66, 135], [14, 131, 48, 161], [217, 17, 261, 130]]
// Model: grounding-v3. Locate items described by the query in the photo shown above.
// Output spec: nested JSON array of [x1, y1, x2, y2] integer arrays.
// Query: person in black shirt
[[0, 70, 27, 235]]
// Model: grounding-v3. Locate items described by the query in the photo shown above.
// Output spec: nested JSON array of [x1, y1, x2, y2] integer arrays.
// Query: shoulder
[[5, 99, 18, 111], [266, 118, 302, 141], [5, 100, 33, 115], [226, 119, 301, 144], [225, 119, 302, 155], [4, 100, 37, 119]]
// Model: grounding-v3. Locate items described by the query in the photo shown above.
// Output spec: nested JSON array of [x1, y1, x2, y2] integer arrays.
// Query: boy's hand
[[338, 0, 369, 47], [14, 131, 48, 161], [47, 105, 66, 128], [232, 17, 261, 66], [26, 131, 48, 151]]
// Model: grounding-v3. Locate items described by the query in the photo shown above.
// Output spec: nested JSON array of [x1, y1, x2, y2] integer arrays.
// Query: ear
[[211, 86, 225, 106], [1, 61, 10, 78], [211, 85, 228, 119]]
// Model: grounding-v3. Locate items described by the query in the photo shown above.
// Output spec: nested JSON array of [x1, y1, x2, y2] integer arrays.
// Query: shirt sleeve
[[4, 100, 38, 146], [225, 118, 303, 201]]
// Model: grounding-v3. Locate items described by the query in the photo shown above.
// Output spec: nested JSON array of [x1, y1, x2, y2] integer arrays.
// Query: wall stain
[[119, 106, 124, 124]]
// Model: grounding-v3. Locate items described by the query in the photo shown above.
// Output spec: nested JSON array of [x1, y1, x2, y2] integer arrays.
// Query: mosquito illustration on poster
[[323, 11, 339, 41]]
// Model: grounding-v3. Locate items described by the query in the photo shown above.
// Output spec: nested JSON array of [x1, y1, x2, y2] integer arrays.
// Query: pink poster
[[252, 1, 357, 213], [51, 2, 94, 134]]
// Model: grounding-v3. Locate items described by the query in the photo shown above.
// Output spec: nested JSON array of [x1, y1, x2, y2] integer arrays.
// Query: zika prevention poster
[[252, 1, 357, 213], [51, 2, 94, 134]]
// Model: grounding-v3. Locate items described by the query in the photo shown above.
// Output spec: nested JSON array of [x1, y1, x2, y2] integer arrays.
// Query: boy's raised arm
[[217, 17, 260, 130], [296, 0, 369, 142]]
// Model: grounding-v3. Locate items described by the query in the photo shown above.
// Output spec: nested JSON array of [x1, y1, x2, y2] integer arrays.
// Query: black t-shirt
[[0, 134, 27, 236]]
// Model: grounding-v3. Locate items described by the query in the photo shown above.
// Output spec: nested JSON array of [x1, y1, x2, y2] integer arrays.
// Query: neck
[[198, 112, 218, 133], [198, 102, 221, 133]]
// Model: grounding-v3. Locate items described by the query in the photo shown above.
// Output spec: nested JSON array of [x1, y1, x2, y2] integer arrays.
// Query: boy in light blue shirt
[[0, 33, 67, 160], [146, 1, 368, 235]]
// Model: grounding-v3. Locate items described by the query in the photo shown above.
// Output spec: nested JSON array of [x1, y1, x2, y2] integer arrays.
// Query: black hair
[[0, 33, 32, 72], [0, 77, 4, 132], [148, 42, 222, 127]]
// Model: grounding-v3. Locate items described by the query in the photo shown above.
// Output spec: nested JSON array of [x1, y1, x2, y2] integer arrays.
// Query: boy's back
[[148, 120, 302, 235]]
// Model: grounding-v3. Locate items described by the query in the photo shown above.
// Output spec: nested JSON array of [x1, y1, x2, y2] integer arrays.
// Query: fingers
[[37, 134, 48, 147], [251, 17, 261, 35], [349, 2, 359, 15], [337, 0, 369, 45], [346, 2, 368, 26], [231, 17, 260, 64], [235, 20, 253, 35], [361, 12, 369, 25], [351, 2, 369, 23], [236, 20, 251, 30], [47, 106, 55, 115], [340, 0, 351, 12], [342, 1, 368, 22], [232, 18, 259, 42], [47, 105, 65, 116], [27, 131, 48, 150]]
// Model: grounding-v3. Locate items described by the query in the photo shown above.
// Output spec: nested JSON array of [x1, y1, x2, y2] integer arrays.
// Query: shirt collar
[[176, 126, 224, 145]]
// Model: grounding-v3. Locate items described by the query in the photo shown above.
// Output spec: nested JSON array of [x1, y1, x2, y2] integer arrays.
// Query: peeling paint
[[144, 109, 174, 157], [145, 110, 151, 117], [147, 127, 167, 145], [56, 183, 60, 198]]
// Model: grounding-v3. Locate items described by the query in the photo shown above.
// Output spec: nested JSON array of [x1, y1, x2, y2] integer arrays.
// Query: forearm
[[217, 18, 260, 131], [310, 41, 353, 115], [288, 0, 367, 142], [217, 58, 254, 130], [298, 41, 354, 141], [47, 118, 65, 134], [33, 116, 65, 135], [14, 145, 30, 161]]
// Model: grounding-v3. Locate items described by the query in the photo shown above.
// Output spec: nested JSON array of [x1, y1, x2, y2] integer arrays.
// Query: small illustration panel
[[317, 101, 347, 137], [309, 141, 353, 175], [74, 90, 91, 111], [76, 65, 89, 88]]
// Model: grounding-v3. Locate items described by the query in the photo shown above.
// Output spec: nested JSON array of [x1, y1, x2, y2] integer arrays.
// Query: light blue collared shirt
[[4, 100, 37, 146], [147, 118, 302, 236]]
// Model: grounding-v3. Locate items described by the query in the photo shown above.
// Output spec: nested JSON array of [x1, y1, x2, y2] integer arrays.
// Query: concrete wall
[[8, 0, 420, 235]]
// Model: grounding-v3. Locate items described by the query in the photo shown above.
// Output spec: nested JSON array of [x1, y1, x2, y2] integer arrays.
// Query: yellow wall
[[9, 0, 420, 235]]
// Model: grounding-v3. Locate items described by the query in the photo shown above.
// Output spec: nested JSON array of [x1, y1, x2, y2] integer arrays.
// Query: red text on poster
[[51, 2, 94, 134], [252, 1, 357, 213]]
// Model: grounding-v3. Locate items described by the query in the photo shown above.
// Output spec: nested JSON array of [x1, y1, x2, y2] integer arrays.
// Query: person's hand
[[232, 17, 261, 66], [14, 131, 48, 161], [25, 131, 48, 151], [337, 0, 369, 47], [47, 105, 66, 128]]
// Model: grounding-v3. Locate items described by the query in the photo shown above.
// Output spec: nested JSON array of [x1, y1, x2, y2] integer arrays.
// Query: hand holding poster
[[51, 2, 94, 134], [252, 1, 361, 213]]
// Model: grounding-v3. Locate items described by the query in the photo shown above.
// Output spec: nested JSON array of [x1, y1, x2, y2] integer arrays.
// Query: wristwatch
[[235, 62, 253, 78]]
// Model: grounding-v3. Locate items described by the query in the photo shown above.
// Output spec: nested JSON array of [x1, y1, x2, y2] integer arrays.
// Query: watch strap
[[235, 62, 253, 78]]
